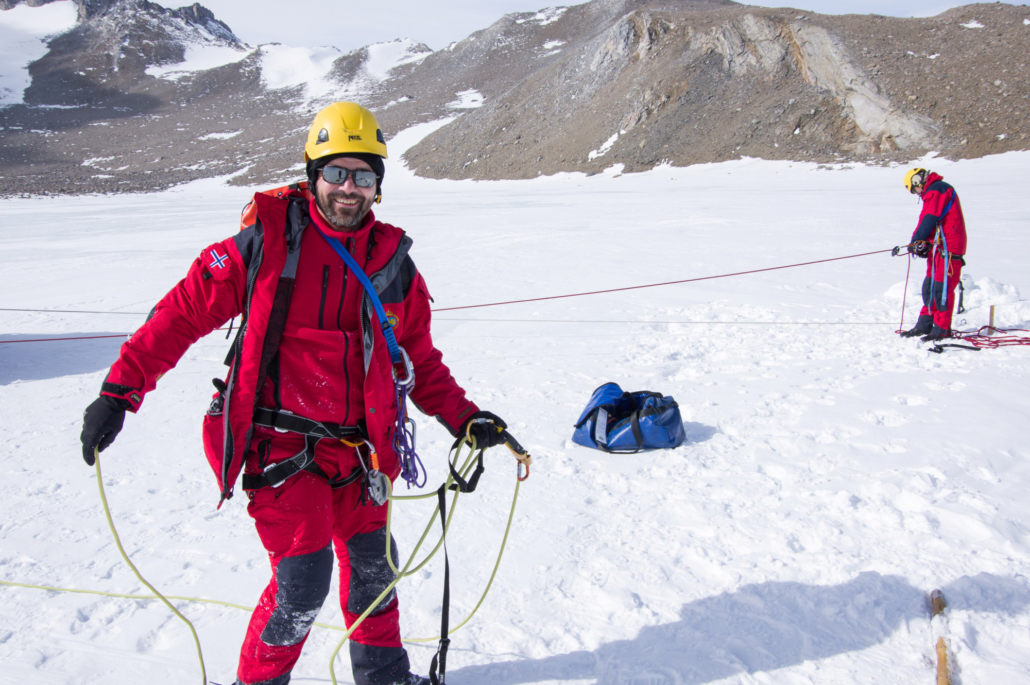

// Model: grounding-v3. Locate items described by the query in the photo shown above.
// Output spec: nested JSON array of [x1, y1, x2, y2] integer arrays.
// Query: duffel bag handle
[[594, 407, 646, 454]]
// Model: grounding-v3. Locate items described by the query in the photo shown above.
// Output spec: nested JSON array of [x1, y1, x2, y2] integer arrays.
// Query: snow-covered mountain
[[0, 0, 436, 194], [1, 0, 1029, 196]]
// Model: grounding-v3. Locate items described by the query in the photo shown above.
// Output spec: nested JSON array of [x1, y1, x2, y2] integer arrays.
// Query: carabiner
[[392, 346, 415, 388]]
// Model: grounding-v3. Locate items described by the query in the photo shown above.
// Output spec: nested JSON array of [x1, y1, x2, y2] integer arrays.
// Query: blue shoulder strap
[[315, 227, 403, 365]]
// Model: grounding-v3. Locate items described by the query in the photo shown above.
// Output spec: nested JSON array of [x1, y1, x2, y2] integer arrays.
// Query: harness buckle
[[264, 461, 287, 488], [272, 409, 293, 433]]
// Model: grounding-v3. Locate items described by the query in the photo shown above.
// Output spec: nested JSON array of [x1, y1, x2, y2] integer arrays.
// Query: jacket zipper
[[339, 237, 353, 423], [336, 237, 352, 330], [318, 265, 329, 330]]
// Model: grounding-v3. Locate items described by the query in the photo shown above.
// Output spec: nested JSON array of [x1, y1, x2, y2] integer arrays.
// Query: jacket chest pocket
[[277, 326, 363, 424]]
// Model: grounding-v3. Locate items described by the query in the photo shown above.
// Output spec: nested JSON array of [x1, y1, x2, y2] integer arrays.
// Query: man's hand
[[462, 411, 508, 450], [908, 241, 930, 258], [80, 396, 131, 465]]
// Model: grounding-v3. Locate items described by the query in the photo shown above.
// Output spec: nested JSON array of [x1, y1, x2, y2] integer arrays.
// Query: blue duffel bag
[[572, 382, 686, 453]]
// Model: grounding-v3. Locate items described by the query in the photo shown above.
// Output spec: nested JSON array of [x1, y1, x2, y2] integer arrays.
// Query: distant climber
[[898, 168, 968, 342]]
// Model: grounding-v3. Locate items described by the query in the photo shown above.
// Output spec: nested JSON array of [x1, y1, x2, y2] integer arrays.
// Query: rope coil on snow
[[93, 447, 207, 684]]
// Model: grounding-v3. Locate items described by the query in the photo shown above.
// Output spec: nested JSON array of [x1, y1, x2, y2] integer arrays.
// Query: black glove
[[462, 411, 508, 450], [80, 396, 131, 465], [908, 241, 930, 258]]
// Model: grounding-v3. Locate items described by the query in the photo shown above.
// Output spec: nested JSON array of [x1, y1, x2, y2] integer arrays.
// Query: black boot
[[387, 675, 431, 685], [900, 315, 933, 338], [921, 325, 950, 343]]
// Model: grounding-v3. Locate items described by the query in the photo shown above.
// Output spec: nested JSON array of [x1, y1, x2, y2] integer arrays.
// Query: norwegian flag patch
[[209, 249, 229, 270]]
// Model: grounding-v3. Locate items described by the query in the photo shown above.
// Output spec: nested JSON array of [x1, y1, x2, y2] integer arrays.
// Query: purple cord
[[394, 382, 427, 488]]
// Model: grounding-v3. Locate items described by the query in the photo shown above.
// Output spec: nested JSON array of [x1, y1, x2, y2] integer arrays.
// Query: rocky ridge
[[0, 0, 1028, 196]]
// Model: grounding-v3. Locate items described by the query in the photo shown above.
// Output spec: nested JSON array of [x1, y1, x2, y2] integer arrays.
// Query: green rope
[[327, 437, 524, 682], [0, 579, 367, 636], [94, 448, 207, 683], [15, 439, 524, 685], [327, 441, 477, 684]]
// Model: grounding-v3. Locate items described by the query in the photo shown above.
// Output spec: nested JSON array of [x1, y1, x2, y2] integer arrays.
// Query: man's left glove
[[80, 396, 132, 465], [462, 410, 508, 449], [908, 241, 930, 258]]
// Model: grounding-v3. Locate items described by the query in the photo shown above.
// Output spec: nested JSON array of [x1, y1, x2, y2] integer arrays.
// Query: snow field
[[1, 142, 1030, 684], [0, 0, 78, 106]]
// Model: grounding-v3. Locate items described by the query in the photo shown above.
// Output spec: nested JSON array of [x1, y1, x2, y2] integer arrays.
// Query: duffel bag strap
[[595, 408, 646, 454]]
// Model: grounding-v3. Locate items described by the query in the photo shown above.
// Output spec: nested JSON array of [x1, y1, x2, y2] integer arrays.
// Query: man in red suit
[[80, 102, 508, 685]]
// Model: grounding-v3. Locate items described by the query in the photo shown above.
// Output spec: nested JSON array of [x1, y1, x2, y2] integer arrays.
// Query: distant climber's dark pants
[[237, 473, 409, 685]]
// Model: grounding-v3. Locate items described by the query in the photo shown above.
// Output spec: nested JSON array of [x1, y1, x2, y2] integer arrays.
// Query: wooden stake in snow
[[931, 589, 953, 685], [989, 305, 997, 335]]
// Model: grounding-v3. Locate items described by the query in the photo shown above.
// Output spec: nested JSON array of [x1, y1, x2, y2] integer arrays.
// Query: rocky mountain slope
[[0, 0, 1027, 196]]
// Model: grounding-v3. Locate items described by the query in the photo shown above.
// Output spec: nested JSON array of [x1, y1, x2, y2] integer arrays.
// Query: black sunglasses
[[320, 166, 378, 188]]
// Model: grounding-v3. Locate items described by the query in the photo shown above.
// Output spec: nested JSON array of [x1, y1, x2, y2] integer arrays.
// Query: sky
[[197, 0, 1030, 51]]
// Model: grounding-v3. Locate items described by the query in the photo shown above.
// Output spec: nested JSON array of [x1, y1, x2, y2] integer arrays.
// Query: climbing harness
[[240, 406, 380, 499], [931, 196, 956, 309]]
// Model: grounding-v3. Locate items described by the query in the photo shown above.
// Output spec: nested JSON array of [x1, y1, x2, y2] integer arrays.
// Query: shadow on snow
[[0, 333, 125, 385], [448, 571, 1030, 685]]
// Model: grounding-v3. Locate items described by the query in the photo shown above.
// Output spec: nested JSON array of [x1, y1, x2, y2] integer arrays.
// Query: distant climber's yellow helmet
[[904, 168, 927, 194], [304, 102, 388, 163]]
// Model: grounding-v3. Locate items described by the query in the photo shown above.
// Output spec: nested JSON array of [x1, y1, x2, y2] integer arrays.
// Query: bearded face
[[314, 162, 377, 230]]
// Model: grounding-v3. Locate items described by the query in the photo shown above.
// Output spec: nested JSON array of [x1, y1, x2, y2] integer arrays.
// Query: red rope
[[955, 326, 1030, 349], [895, 255, 913, 335], [0, 334, 129, 344], [0, 327, 233, 344], [433, 249, 894, 312], [0, 249, 898, 343]]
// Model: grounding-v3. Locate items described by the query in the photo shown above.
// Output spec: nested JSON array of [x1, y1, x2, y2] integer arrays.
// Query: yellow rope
[[327, 437, 525, 683], [2, 440, 525, 684], [0, 579, 359, 635], [93, 447, 207, 683], [327, 443, 478, 684]]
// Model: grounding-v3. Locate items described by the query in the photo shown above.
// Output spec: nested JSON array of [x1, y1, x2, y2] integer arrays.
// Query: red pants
[[237, 471, 410, 685], [919, 253, 963, 332]]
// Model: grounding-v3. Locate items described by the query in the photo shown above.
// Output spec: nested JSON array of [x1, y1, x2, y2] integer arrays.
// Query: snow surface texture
[[2, 127, 1030, 684], [0, 0, 77, 106]]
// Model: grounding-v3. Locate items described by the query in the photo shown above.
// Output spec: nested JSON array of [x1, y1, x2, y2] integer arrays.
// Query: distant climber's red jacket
[[101, 190, 477, 502], [911, 172, 967, 259]]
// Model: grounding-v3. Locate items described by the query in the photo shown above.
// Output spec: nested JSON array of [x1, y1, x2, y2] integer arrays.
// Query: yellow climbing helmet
[[904, 168, 927, 194], [304, 102, 388, 163]]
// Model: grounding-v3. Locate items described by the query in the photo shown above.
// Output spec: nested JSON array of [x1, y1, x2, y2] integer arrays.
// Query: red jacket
[[101, 190, 477, 503], [911, 172, 967, 257]]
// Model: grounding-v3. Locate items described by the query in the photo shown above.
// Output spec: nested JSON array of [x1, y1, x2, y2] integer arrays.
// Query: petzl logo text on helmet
[[317, 128, 329, 144], [349, 135, 362, 141]]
